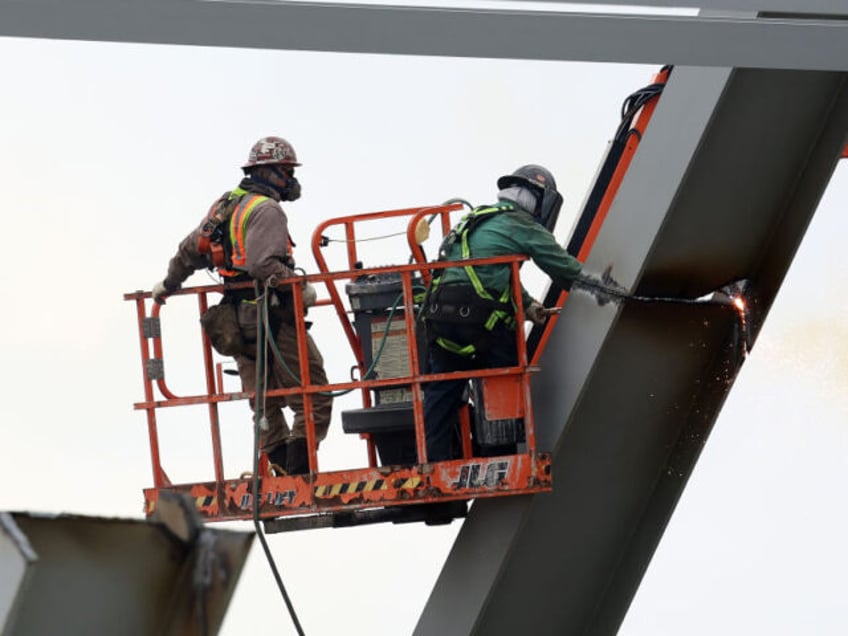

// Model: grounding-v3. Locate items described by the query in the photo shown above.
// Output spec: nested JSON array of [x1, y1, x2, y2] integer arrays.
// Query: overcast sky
[[0, 35, 845, 635]]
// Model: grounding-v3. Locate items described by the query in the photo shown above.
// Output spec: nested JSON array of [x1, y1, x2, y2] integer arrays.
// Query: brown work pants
[[236, 318, 333, 454]]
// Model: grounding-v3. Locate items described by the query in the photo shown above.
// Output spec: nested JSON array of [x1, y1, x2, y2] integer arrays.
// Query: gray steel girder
[[1, 0, 848, 70], [2, 512, 253, 636], [415, 67, 848, 635], [516, 0, 848, 15]]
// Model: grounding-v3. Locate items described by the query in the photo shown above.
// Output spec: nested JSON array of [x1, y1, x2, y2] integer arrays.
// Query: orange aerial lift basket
[[125, 66, 672, 532], [126, 215, 549, 531]]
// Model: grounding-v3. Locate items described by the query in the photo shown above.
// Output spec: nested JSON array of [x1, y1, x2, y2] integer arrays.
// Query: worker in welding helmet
[[496, 164, 564, 231], [150, 136, 332, 476], [420, 165, 583, 463]]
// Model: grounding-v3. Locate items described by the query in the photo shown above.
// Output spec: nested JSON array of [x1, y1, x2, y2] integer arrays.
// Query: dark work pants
[[235, 302, 333, 455], [423, 321, 518, 462]]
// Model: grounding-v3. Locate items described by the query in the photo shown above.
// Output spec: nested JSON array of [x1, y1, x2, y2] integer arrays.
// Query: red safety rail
[[310, 202, 467, 466], [311, 202, 464, 390], [125, 243, 550, 525]]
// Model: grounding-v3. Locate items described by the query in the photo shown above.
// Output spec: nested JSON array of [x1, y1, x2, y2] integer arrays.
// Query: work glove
[[152, 280, 170, 305], [526, 301, 561, 325], [302, 282, 318, 308], [266, 266, 297, 290], [573, 265, 626, 307]]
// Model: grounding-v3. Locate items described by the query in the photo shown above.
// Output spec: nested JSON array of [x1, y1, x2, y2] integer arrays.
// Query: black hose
[[252, 288, 306, 636], [264, 288, 423, 394], [571, 278, 751, 357]]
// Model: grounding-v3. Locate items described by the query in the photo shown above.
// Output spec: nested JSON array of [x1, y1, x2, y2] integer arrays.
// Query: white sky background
[[0, 35, 846, 635]]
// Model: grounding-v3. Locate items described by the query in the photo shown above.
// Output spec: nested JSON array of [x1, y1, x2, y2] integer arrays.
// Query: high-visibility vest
[[198, 187, 292, 278], [216, 188, 268, 277]]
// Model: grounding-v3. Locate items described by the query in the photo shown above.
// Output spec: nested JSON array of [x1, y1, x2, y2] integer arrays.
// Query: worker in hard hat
[[151, 136, 332, 476], [421, 165, 583, 462]]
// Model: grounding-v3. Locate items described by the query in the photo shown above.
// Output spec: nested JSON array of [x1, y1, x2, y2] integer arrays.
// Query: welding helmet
[[242, 136, 301, 169], [497, 164, 563, 231]]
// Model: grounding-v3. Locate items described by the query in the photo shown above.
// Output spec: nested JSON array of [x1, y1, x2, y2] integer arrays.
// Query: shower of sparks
[[730, 295, 750, 357]]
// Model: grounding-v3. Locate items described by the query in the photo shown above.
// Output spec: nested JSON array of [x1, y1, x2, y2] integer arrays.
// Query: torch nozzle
[[708, 278, 751, 311], [711, 278, 753, 356]]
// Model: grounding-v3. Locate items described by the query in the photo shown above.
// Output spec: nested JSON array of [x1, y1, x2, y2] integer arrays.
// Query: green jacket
[[437, 201, 583, 309]]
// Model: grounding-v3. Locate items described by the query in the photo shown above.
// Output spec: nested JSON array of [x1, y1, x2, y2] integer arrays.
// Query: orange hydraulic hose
[[530, 67, 672, 367]]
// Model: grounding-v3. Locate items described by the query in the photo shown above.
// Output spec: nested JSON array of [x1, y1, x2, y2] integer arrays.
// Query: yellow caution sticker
[[195, 495, 216, 508], [315, 479, 382, 497]]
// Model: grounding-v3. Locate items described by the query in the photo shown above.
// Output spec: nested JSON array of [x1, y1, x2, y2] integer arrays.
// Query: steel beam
[[416, 66, 848, 635], [520, 0, 848, 15], [1, 512, 253, 635], [1, 0, 848, 70]]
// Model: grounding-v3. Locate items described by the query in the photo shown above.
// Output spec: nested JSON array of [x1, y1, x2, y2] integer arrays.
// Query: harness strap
[[426, 202, 520, 351], [425, 284, 514, 325], [434, 337, 476, 357]]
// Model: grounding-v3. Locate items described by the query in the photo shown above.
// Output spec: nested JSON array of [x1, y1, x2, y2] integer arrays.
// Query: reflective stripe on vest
[[227, 194, 269, 271]]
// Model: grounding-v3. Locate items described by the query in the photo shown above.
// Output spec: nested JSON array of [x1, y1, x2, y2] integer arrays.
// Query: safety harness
[[198, 186, 296, 312], [197, 186, 299, 355], [424, 202, 519, 357]]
